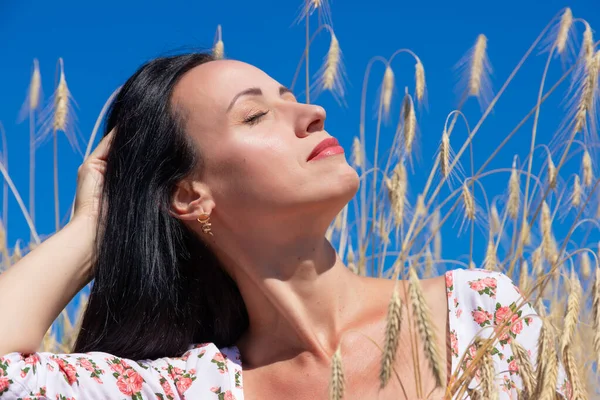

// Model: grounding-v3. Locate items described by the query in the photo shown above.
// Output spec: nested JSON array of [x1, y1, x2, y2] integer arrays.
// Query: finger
[[89, 128, 117, 161]]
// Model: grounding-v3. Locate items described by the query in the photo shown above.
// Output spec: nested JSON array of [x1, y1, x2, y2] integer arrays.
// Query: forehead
[[173, 59, 274, 113]]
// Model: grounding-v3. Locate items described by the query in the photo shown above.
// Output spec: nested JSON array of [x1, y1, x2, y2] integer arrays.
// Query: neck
[[211, 228, 363, 368]]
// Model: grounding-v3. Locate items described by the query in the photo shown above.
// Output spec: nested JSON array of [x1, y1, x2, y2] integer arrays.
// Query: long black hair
[[72, 52, 249, 360]]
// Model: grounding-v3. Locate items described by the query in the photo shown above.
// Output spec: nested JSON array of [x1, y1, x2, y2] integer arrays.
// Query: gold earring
[[197, 213, 213, 236]]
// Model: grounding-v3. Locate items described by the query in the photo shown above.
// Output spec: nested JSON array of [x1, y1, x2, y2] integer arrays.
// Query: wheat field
[[0, 2, 599, 399]]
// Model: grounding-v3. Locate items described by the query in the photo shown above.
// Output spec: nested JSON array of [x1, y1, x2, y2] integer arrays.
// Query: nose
[[294, 103, 326, 138]]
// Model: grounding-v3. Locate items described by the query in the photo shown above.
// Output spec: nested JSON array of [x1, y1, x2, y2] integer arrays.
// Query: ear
[[169, 179, 215, 221]]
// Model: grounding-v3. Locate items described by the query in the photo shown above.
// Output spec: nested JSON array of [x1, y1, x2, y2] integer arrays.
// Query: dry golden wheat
[[408, 266, 445, 388], [581, 251, 591, 280], [508, 161, 520, 219], [555, 8, 573, 55], [29, 59, 41, 111], [462, 183, 475, 220], [439, 128, 450, 179], [571, 175, 582, 208], [563, 344, 587, 400], [329, 345, 345, 400], [401, 91, 416, 155], [510, 339, 536, 397], [53, 64, 69, 132], [415, 60, 425, 103], [322, 33, 340, 91], [582, 149, 593, 187], [547, 153, 557, 189], [593, 265, 600, 366], [561, 268, 581, 354], [484, 235, 498, 271], [535, 323, 559, 400], [213, 25, 225, 59], [382, 65, 394, 120], [469, 34, 488, 97], [380, 286, 403, 388], [475, 338, 498, 400]]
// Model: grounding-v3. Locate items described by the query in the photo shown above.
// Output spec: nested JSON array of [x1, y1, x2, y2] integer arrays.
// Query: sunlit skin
[[169, 59, 450, 400]]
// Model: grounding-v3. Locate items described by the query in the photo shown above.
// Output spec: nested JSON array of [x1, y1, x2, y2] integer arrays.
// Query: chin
[[328, 165, 360, 203]]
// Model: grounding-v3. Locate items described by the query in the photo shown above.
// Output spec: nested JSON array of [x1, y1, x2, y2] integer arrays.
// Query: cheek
[[210, 135, 306, 203]]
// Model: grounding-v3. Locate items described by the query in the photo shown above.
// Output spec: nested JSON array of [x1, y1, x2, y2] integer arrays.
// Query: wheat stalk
[[532, 246, 543, 277], [561, 268, 581, 354], [581, 251, 591, 280], [490, 204, 501, 235], [213, 25, 225, 59], [53, 64, 69, 132], [329, 345, 345, 400], [593, 264, 600, 366], [462, 183, 475, 220], [534, 323, 559, 400], [547, 153, 557, 189], [484, 235, 498, 271], [582, 149, 593, 187], [574, 30, 598, 134], [322, 33, 341, 91], [439, 128, 450, 179], [519, 220, 531, 247], [415, 194, 426, 218], [469, 34, 488, 97], [387, 162, 407, 226], [519, 260, 529, 293], [401, 91, 416, 155], [380, 285, 403, 389], [382, 65, 394, 120], [508, 160, 520, 219], [571, 175, 582, 208], [541, 201, 558, 264], [415, 60, 425, 104], [29, 59, 41, 110], [555, 8, 573, 55], [510, 339, 536, 397], [407, 266, 445, 388], [563, 344, 587, 400], [475, 338, 498, 400]]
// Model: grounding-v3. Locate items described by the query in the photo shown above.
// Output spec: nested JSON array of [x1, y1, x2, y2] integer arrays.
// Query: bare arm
[[0, 129, 115, 357], [0, 217, 94, 356]]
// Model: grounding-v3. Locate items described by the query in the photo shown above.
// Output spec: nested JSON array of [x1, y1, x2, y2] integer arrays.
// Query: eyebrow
[[226, 85, 294, 113]]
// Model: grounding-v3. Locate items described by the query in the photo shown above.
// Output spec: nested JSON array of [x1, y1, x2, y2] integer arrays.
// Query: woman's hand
[[73, 128, 115, 224]]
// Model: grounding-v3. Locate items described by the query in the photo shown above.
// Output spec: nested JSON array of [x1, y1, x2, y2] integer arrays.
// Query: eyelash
[[243, 111, 269, 126]]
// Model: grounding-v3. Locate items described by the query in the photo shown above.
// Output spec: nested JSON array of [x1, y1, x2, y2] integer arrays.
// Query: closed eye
[[243, 111, 269, 126]]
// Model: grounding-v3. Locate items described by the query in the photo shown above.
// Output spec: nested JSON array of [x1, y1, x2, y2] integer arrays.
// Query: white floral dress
[[0, 268, 569, 399]]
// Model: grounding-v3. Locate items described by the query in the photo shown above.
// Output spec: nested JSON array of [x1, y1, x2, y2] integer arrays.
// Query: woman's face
[[172, 59, 359, 232]]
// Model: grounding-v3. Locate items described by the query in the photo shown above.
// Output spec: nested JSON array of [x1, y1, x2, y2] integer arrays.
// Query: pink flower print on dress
[[211, 386, 237, 400], [471, 306, 493, 327], [510, 315, 524, 335], [158, 376, 175, 400], [175, 376, 193, 393], [116, 369, 144, 396], [76, 356, 105, 385], [0, 376, 12, 395], [468, 276, 497, 298], [51, 357, 79, 386], [211, 352, 229, 374], [507, 357, 518, 373], [494, 305, 513, 326], [445, 272, 454, 298], [450, 329, 459, 358]]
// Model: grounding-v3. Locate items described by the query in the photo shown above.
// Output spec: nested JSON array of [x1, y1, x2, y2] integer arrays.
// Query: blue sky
[[0, 0, 599, 272]]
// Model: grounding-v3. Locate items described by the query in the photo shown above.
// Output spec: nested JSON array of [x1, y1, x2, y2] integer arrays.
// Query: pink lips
[[307, 137, 344, 162]]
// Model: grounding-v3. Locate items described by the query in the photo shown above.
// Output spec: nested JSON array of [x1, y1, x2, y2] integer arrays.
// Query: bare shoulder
[[359, 273, 448, 312]]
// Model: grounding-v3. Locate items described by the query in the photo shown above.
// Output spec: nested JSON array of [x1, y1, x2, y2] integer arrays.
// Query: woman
[[0, 52, 567, 399]]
